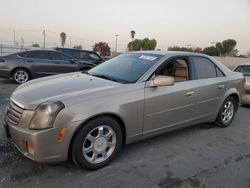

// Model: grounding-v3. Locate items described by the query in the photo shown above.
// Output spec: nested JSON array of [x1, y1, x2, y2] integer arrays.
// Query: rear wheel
[[71, 116, 123, 170], [12, 68, 30, 84], [215, 97, 236, 127]]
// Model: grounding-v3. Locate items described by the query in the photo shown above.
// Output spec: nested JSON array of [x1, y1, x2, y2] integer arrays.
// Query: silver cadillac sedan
[[3, 51, 244, 170]]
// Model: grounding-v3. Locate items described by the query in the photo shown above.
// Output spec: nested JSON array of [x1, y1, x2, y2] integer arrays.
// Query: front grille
[[5, 100, 24, 125]]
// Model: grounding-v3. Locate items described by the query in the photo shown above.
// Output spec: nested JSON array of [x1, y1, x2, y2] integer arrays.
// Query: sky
[[0, 0, 249, 53]]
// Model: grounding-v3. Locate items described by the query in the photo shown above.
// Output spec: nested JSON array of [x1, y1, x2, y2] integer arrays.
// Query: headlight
[[29, 101, 65, 130]]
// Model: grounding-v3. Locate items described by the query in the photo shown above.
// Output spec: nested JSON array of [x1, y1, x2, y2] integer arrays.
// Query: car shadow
[[1, 122, 216, 180]]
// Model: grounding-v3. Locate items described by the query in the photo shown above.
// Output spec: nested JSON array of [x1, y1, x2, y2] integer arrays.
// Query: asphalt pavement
[[0, 78, 250, 188]]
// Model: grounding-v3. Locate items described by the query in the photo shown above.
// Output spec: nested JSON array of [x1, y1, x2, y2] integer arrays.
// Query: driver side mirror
[[70, 59, 76, 64], [150, 75, 175, 87]]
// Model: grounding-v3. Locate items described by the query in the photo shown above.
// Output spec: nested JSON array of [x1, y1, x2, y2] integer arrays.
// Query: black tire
[[12, 68, 30, 84], [71, 116, 123, 170], [215, 97, 237, 127]]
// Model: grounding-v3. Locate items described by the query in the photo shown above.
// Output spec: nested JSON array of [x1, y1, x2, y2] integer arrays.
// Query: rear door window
[[191, 57, 221, 79], [27, 51, 50, 60], [50, 51, 71, 62], [18, 51, 29, 58]]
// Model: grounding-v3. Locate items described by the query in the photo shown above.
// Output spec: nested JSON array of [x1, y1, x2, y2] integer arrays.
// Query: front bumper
[[3, 121, 70, 163]]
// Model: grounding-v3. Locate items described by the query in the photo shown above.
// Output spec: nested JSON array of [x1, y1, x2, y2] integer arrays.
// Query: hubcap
[[82, 126, 116, 164], [14, 70, 28, 83], [221, 101, 234, 124]]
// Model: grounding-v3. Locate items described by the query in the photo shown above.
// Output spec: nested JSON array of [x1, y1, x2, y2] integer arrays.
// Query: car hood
[[11, 72, 121, 109]]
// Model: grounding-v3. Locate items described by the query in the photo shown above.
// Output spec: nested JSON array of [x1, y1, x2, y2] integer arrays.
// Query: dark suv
[[0, 49, 95, 83], [54, 48, 104, 65]]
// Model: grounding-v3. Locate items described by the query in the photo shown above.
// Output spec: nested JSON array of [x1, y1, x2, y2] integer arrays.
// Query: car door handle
[[186, 91, 195, 97], [218, 85, 225, 89]]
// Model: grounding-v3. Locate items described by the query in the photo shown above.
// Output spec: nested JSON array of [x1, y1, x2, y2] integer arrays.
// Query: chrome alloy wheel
[[82, 126, 117, 164], [14, 70, 29, 83], [221, 101, 234, 124]]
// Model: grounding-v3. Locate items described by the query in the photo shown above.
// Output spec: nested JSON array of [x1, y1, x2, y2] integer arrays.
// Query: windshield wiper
[[90, 73, 128, 84]]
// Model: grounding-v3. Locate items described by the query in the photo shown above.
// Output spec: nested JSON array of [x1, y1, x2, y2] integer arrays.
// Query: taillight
[[245, 89, 250, 95]]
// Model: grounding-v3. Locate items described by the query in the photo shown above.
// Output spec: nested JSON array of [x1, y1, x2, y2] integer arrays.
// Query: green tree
[[202, 46, 220, 56], [128, 38, 157, 51], [130, 30, 136, 41], [222, 39, 237, 55], [215, 39, 237, 56], [32, 43, 40, 47], [168, 46, 201, 53], [141, 38, 157, 50], [60, 32, 67, 48], [73, 45, 82, 49], [128, 39, 142, 51]]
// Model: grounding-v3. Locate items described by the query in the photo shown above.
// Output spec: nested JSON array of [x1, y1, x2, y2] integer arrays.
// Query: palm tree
[[60, 32, 67, 47], [130, 30, 136, 41]]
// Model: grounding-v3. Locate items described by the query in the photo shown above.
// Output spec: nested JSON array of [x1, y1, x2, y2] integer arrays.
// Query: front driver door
[[143, 57, 197, 136]]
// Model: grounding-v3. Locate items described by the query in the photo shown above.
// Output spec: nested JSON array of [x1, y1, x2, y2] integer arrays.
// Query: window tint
[[192, 57, 217, 79], [234, 66, 242, 72], [79, 52, 91, 59], [216, 67, 224, 77], [56, 49, 75, 57], [18, 51, 29, 58], [235, 66, 250, 75], [50, 52, 71, 61], [27, 51, 50, 60], [158, 58, 189, 82], [89, 52, 101, 60]]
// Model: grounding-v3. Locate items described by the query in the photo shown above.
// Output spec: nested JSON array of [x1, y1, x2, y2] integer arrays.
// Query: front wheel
[[215, 97, 237, 127], [71, 116, 123, 170]]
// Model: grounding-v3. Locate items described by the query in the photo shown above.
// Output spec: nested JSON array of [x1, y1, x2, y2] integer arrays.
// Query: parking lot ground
[[0, 78, 250, 188]]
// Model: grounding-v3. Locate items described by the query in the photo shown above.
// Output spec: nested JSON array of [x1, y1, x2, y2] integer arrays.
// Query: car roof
[[128, 50, 210, 58], [54, 47, 94, 53], [19, 49, 58, 53], [15, 49, 74, 58]]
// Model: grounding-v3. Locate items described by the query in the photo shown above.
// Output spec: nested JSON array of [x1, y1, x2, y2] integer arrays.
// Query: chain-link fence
[[0, 44, 37, 56]]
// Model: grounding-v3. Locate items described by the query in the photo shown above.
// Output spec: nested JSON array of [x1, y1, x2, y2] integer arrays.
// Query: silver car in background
[[3, 51, 244, 170], [234, 62, 250, 105]]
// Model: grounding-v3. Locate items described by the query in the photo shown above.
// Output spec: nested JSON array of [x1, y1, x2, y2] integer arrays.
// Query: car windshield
[[88, 53, 163, 83], [235, 65, 250, 76]]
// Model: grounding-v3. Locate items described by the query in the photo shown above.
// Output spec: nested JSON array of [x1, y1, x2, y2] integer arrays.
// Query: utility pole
[[42, 30, 46, 48], [69, 37, 72, 48], [13, 30, 16, 46], [115, 34, 119, 52], [20, 37, 24, 50]]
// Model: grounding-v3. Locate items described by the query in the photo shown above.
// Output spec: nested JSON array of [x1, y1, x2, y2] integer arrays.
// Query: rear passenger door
[[49, 51, 79, 73], [190, 56, 226, 119]]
